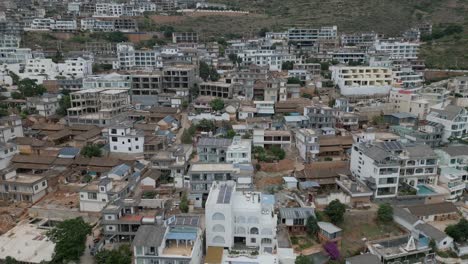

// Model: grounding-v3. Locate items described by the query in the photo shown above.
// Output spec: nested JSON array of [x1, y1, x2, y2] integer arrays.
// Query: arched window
[[212, 224, 225, 233], [248, 216, 259, 224], [212, 212, 225, 221], [250, 227, 259, 235], [261, 228, 273, 235], [212, 236, 225, 244]]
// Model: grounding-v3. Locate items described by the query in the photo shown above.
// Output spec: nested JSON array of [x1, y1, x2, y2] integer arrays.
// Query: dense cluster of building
[[0, 1, 466, 264]]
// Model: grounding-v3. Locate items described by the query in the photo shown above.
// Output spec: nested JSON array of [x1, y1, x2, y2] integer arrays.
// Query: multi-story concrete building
[[287, 26, 338, 49], [304, 104, 335, 129], [0, 169, 47, 203], [199, 81, 234, 99], [392, 67, 424, 89], [295, 128, 319, 163], [188, 163, 253, 207], [28, 18, 55, 30], [253, 129, 291, 149], [161, 65, 196, 106], [426, 104, 468, 142], [331, 66, 393, 96], [0, 20, 22, 36], [108, 125, 144, 154], [238, 49, 296, 71], [340, 32, 377, 48], [0, 34, 20, 48], [129, 72, 163, 108], [205, 181, 277, 254], [82, 73, 131, 90], [197, 137, 232, 163], [0, 47, 32, 64], [53, 20, 78, 31], [389, 89, 429, 119], [67, 88, 130, 126], [374, 39, 420, 60], [0, 142, 18, 170], [390, 122, 444, 148], [172, 32, 199, 43], [226, 137, 252, 164], [26, 93, 59, 118], [114, 43, 163, 70], [350, 141, 401, 198], [0, 115, 23, 143], [133, 216, 203, 264]]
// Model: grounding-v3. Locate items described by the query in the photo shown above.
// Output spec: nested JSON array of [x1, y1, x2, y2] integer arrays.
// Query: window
[[42, 181, 46, 187], [136, 146, 139, 150], [100, 187, 105, 192], [113, 146, 117, 150], [111, 129, 117, 134], [251, 238, 256, 243], [128, 147, 132, 151], [34, 185, 39, 190], [135, 137, 138, 141], [88, 192, 97, 200], [111, 137, 117, 142]]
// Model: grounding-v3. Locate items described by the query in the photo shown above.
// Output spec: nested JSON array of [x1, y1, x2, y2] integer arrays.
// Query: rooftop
[[0, 221, 55, 263], [405, 202, 458, 217], [279, 207, 314, 219]]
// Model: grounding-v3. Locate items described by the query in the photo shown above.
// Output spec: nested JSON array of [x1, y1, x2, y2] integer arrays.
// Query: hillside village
[[0, 0, 467, 264]]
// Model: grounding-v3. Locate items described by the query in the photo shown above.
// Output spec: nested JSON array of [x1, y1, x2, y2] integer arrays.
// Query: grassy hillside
[[160, 0, 468, 69]]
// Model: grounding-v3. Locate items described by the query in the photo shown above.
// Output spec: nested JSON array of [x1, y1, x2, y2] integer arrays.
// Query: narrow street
[[175, 112, 189, 144]]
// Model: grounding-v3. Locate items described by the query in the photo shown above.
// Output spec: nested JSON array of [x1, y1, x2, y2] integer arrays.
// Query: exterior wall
[[109, 127, 144, 154], [331, 66, 393, 96], [79, 191, 108, 212]]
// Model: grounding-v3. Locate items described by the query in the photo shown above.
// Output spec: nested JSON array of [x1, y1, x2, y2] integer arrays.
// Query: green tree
[[429, 239, 436, 252], [372, 115, 385, 125], [209, 66, 220, 81], [199, 61, 211, 81], [81, 144, 102, 158], [225, 129, 236, 139], [161, 26, 175, 38], [295, 255, 314, 264], [56, 94, 71, 116], [281, 61, 294, 70], [325, 199, 346, 224], [258, 27, 269, 37], [320, 62, 330, 71], [445, 218, 468, 243], [196, 119, 215, 132], [9, 71, 20, 85], [181, 129, 193, 144], [47, 217, 92, 263], [287, 77, 302, 85], [270, 145, 286, 160], [179, 192, 189, 213], [210, 98, 225, 111], [377, 203, 393, 223], [228, 53, 241, 66], [306, 216, 319, 237], [104, 32, 128, 42], [14, 78, 47, 99], [95, 244, 132, 264], [5, 256, 18, 264]]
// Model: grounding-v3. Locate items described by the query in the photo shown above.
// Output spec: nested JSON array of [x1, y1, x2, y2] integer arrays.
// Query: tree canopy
[[377, 203, 393, 223], [179, 192, 189, 213], [324, 199, 346, 224], [282, 61, 294, 71], [95, 244, 132, 264], [56, 94, 71, 116], [81, 144, 102, 158], [13, 78, 47, 99], [445, 218, 468, 243], [199, 61, 219, 81], [287, 77, 302, 85], [47, 217, 92, 263], [306, 216, 319, 237], [295, 255, 314, 264], [210, 98, 225, 111]]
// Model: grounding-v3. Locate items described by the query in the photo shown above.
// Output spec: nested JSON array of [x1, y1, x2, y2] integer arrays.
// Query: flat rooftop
[[190, 163, 235, 172], [0, 221, 55, 263]]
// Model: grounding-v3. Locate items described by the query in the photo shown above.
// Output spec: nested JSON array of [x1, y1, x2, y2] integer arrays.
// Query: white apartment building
[[438, 167, 465, 201], [26, 93, 59, 117], [392, 67, 424, 89], [374, 40, 420, 60], [226, 136, 252, 164], [0, 35, 20, 48], [0, 143, 18, 170], [94, 3, 124, 17], [0, 115, 24, 143], [389, 89, 429, 119], [114, 43, 163, 70], [426, 103, 468, 142], [24, 58, 58, 77], [205, 181, 277, 254], [351, 142, 401, 198], [331, 66, 393, 96], [295, 128, 319, 162], [238, 49, 296, 71], [54, 20, 78, 31], [253, 129, 291, 149], [82, 73, 131, 89], [288, 70, 311, 82], [59, 57, 93, 78], [28, 18, 55, 30], [0, 169, 48, 203], [80, 177, 128, 212], [253, 101, 275, 115], [108, 125, 144, 154], [0, 47, 32, 64], [80, 18, 115, 32]]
